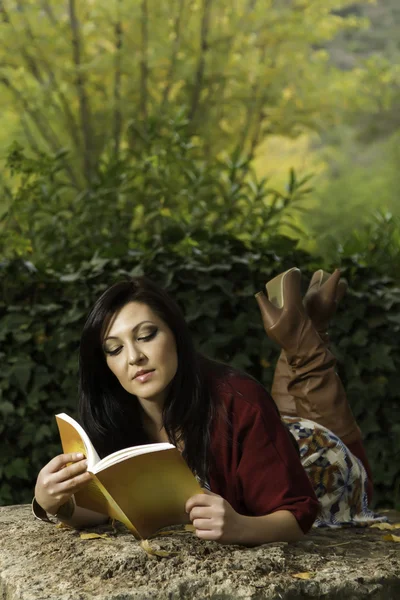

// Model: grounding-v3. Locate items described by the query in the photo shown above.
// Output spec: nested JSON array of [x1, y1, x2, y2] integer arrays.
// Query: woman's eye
[[137, 329, 157, 342], [105, 346, 122, 356]]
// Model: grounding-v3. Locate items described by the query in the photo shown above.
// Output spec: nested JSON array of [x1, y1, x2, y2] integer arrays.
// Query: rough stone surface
[[0, 505, 399, 600]]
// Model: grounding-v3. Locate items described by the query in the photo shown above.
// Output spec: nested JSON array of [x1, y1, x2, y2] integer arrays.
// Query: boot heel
[[266, 267, 300, 309], [307, 269, 331, 292], [304, 269, 347, 335]]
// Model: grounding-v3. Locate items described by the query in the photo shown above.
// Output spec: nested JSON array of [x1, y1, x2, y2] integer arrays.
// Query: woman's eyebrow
[[103, 320, 155, 341]]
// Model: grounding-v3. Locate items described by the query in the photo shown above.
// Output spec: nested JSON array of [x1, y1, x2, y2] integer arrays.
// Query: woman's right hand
[[34, 453, 92, 515]]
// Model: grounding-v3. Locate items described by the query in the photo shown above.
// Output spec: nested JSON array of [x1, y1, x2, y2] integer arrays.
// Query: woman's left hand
[[185, 489, 244, 544]]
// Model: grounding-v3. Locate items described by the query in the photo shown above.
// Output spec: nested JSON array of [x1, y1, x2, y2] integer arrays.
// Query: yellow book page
[[95, 448, 202, 539], [55, 415, 139, 535], [56, 416, 88, 457]]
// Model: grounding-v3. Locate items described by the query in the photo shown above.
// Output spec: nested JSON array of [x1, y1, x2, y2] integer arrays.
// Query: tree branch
[[20, 115, 42, 155], [9, 2, 82, 152], [246, 105, 268, 164], [113, 0, 124, 159], [40, 0, 57, 26], [161, 0, 185, 111], [189, 0, 212, 124], [0, 1, 9, 23], [5, 2, 44, 83], [207, 0, 261, 133], [68, 0, 94, 183], [0, 76, 79, 187], [236, 44, 267, 154], [139, 0, 149, 120]]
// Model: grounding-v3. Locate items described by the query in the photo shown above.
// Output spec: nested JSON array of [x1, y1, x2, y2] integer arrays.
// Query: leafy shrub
[[1, 125, 312, 270], [0, 232, 399, 509]]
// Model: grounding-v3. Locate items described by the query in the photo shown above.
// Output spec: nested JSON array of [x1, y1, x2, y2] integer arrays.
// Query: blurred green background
[[0, 0, 399, 509]]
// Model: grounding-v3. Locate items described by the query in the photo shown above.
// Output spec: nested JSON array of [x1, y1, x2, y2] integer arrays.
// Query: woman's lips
[[134, 370, 155, 383]]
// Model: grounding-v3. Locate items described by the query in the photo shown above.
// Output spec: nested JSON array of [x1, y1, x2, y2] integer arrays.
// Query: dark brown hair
[[78, 276, 218, 483]]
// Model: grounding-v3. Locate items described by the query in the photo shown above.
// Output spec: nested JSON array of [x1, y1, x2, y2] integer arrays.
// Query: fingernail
[[76, 453, 84, 459]]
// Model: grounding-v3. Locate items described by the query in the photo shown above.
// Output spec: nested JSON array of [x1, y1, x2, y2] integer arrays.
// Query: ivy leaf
[[59, 273, 80, 282], [10, 364, 32, 393], [0, 401, 14, 417]]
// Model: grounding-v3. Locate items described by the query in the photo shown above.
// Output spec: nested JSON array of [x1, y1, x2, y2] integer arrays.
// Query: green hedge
[[1, 231, 399, 508]]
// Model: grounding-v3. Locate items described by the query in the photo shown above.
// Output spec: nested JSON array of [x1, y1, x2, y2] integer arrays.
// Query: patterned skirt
[[283, 416, 387, 528]]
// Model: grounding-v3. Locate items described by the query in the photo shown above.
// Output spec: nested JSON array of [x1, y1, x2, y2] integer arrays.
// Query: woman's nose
[[128, 345, 145, 365]]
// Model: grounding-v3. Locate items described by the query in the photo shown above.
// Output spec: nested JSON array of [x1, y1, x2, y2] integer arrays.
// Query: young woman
[[33, 270, 382, 544]]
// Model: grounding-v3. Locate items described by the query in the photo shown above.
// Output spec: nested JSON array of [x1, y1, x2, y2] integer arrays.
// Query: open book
[[55, 413, 202, 539]]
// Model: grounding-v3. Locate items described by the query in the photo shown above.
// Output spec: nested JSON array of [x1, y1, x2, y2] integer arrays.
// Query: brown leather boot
[[271, 269, 347, 417], [304, 269, 348, 341], [271, 351, 297, 416], [255, 268, 362, 446]]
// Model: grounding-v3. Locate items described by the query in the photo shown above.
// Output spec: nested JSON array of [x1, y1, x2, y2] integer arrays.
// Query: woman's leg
[[272, 269, 347, 419], [271, 350, 297, 416], [256, 268, 373, 500], [283, 416, 376, 520]]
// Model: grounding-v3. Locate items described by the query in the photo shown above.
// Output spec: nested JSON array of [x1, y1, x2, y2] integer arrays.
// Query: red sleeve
[[209, 376, 319, 534]]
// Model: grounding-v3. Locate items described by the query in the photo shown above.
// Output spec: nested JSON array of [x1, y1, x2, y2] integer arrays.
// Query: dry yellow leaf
[[79, 532, 109, 540], [140, 539, 179, 558], [383, 534, 400, 543], [56, 522, 73, 530], [292, 572, 314, 580], [370, 523, 395, 530], [184, 524, 196, 532]]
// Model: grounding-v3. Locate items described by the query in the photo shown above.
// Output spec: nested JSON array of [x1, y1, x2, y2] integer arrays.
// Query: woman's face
[[103, 302, 178, 407]]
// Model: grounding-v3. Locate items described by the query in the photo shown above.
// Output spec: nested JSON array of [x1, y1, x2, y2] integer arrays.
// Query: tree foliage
[[328, 0, 400, 135], [298, 0, 400, 264], [0, 0, 371, 187], [0, 129, 314, 268]]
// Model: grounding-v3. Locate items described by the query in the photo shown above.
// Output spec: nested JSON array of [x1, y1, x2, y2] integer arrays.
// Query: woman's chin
[[133, 386, 166, 405]]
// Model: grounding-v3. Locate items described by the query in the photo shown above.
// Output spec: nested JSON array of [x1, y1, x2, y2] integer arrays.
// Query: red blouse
[[208, 372, 319, 533]]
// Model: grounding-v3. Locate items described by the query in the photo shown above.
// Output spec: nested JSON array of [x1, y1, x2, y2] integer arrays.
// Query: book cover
[[55, 413, 202, 538]]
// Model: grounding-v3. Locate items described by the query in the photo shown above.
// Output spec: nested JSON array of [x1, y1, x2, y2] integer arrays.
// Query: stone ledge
[[0, 505, 399, 599]]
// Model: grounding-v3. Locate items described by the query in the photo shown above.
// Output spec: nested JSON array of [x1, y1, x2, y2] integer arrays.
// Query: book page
[[93, 442, 175, 474], [55, 413, 141, 534], [55, 413, 100, 468]]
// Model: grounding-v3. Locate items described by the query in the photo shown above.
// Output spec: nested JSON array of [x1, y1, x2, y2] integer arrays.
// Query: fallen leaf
[[184, 524, 196, 532], [80, 532, 109, 540], [370, 523, 398, 531], [140, 539, 179, 558], [56, 522, 73, 530], [383, 534, 400, 543], [292, 572, 314, 580]]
